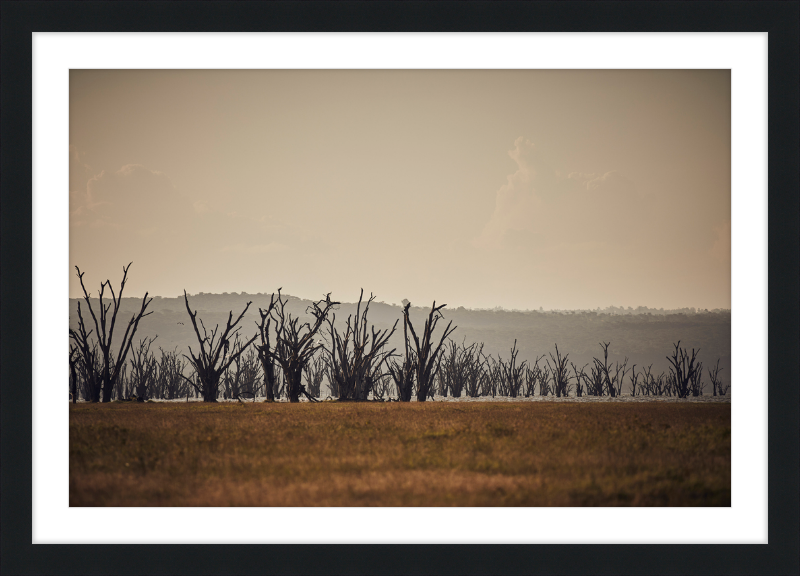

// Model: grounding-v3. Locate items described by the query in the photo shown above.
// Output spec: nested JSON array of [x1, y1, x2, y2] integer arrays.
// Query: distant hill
[[69, 292, 731, 387]]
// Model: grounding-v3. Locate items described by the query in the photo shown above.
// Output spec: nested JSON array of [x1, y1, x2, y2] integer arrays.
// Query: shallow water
[[431, 393, 730, 404], [139, 393, 730, 404]]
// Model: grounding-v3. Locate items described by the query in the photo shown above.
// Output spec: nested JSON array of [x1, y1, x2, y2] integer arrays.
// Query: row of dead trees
[[69, 335, 730, 402], [69, 265, 455, 403], [426, 339, 728, 399], [69, 264, 728, 403]]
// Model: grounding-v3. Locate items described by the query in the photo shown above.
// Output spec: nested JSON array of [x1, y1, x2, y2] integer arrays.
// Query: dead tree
[[628, 365, 639, 397], [388, 316, 417, 403], [372, 373, 393, 401], [523, 355, 544, 397], [303, 353, 326, 399], [389, 300, 417, 402], [640, 365, 653, 396], [325, 290, 397, 401], [71, 264, 153, 402], [463, 343, 487, 398], [482, 353, 495, 397], [69, 311, 102, 402], [570, 362, 588, 398], [130, 336, 158, 402], [458, 340, 483, 398], [182, 290, 258, 402], [388, 353, 416, 402], [275, 367, 286, 399], [639, 364, 655, 396], [82, 349, 103, 401], [666, 341, 701, 399], [500, 340, 527, 398], [441, 338, 475, 398], [434, 350, 448, 398], [494, 355, 509, 397], [236, 345, 263, 400], [689, 360, 705, 396], [539, 364, 552, 396], [402, 301, 457, 402], [640, 365, 667, 396], [547, 344, 571, 398], [592, 342, 613, 397], [69, 300, 99, 402], [263, 289, 339, 403], [255, 294, 281, 402], [388, 300, 417, 402], [707, 359, 725, 396], [612, 357, 630, 397], [157, 347, 189, 400], [586, 363, 603, 396], [437, 368, 449, 398], [479, 365, 493, 397], [69, 344, 80, 404], [112, 363, 129, 400], [221, 342, 261, 401], [666, 372, 678, 396], [481, 352, 503, 397], [222, 343, 244, 400], [592, 342, 626, 397], [324, 361, 341, 399]]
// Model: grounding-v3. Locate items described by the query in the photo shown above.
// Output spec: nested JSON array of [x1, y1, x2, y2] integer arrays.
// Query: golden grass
[[70, 401, 730, 506]]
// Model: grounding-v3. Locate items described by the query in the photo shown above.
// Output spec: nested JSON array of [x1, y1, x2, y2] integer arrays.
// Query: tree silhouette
[[130, 335, 158, 402], [547, 344, 571, 398], [258, 289, 339, 403], [182, 291, 258, 402], [70, 263, 152, 402], [707, 359, 725, 396], [666, 341, 701, 399], [325, 290, 397, 401], [401, 301, 456, 402]]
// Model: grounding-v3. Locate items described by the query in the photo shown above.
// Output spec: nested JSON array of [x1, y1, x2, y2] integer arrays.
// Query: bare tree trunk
[[667, 341, 701, 399], [570, 362, 587, 398], [324, 290, 396, 402], [707, 359, 724, 396], [69, 345, 80, 404], [257, 289, 338, 403], [401, 301, 456, 402], [130, 336, 158, 402], [182, 291, 258, 402], [593, 342, 616, 397], [389, 355, 415, 402], [545, 345, 570, 397], [71, 263, 153, 403]]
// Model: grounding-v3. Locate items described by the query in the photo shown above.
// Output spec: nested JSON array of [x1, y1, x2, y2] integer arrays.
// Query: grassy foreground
[[70, 401, 730, 506]]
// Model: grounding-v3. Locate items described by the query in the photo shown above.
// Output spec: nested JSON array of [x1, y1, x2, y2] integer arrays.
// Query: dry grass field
[[70, 401, 730, 506]]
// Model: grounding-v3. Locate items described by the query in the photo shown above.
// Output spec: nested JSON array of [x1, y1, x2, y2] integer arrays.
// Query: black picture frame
[[2, 2, 797, 575]]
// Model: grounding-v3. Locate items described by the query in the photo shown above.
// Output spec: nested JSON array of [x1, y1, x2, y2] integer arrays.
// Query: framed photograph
[[2, 2, 797, 575]]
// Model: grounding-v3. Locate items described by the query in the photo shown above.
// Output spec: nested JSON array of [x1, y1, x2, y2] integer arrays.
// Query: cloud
[[70, 163, 190, 236], [86, 164, 175, 209], [70, 153, 178, 229], [476, 137, 544, 249], [69, 145, 92, 193], [476, 137, 644, 252], [569, 170, 633, 193], [193, 201, 211, 214], [69, 146, 94, 227]]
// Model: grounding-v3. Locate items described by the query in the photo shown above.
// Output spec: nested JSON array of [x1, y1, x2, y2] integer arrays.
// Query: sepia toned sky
[[69, 70, 730, 310]]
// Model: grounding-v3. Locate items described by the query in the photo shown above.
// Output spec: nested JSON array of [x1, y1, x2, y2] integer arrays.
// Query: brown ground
[[69, 401, 730, 506]]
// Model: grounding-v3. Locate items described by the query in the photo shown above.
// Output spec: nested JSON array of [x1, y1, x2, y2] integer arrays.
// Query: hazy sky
[[69, 70, 730, 310]]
